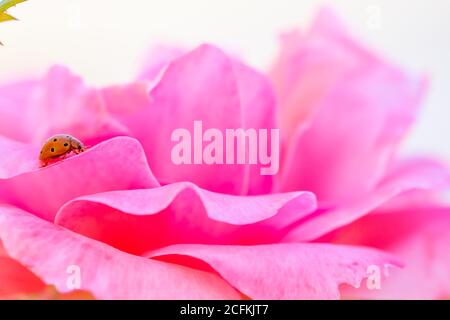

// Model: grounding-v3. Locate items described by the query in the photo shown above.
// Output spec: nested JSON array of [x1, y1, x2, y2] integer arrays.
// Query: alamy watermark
[[366, 4, 383, 31], [366, 264, 392, 290], [66, 264, 81, 290], [171, 121, 280, 175]]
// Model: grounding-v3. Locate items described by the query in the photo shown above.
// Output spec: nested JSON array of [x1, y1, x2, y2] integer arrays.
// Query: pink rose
[[0, 240, 94, 299], [0, 8, 448, 299]]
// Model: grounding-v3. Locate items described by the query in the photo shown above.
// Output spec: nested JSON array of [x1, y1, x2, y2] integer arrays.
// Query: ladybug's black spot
[[53, 139, 57, 142], [64, 143, 69, 147], [51, 148, 55, 152]]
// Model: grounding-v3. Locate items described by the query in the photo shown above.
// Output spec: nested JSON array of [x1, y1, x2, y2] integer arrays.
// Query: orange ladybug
[[39, 134, 86, 167]]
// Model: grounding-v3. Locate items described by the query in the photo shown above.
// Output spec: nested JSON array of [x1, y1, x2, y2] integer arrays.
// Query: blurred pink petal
[[331, 206, 450, 299], [283, 157, 450, 242], [1, 66, 128, 147], [102, 82, 152, 115], [137, 45, 185, 81], [270, 8, 368, 141], [272, 9, 427, 203], [27, 66, 129, 146], [55, 183, 316, 254], [102, 46, 185, 117], [0, 255, 48, 299], [0, 7, 447, 300], [104, 44, 277, 195], [0, 135, 38, 178], [0, 136, 159, 220], [0, 80, 37, 142], [147, 243, 402, 299], [0, 204, 240, 300]]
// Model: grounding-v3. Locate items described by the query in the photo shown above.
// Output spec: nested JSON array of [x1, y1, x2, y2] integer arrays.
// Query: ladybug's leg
[[74, 147, 85, 154]]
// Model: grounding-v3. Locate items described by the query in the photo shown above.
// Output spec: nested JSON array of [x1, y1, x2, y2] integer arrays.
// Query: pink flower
[[270, 9, 450, 299], [0, 240, 95, 299], [0, 8, 448, 299]]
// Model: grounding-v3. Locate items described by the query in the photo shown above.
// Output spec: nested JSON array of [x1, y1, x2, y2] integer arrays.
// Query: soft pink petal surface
[[0, 205, 239, 299], [1, 67, 127, 147], [0, 136, 159, 220], [101, 82, 152, 116], [273, 9, 427, 204], [0, 8, 446, 301], [0, 80, 37, 142], [104, 44, 278, 195], [283, 157, 450, 242], [147, 243, 402, 299], [55, 183, 316, 254], [137, 45, 185, 81], [27, 66, 129, 146], [331, 206, 450, 299]]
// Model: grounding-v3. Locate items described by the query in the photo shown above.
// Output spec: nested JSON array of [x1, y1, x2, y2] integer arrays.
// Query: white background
[[0, 0, 449, 159]]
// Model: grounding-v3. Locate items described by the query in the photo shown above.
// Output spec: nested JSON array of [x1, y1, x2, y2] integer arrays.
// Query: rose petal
[[270, 8, 372, 142], [331, 206, 450, 299], [283, 157, 450, 242], [0, 238, 48, 297], [1, 238, 96, 300], [0, 79, 37, 142], [101, 82, 152, 115], [147, 243, 402, 299], [0, 256, 47, 298], [137, 45, 185, 81], [27, 66, 129, 146], [0, 204, 240, 299], [103, 44, 278, 195], [0, 135, 38, 178], [273, 9, 427, 203], [0, 136, 159, 220], [55, 182, 316, 254], [101, 46, 185, 117], [233, 61, 278, 194]]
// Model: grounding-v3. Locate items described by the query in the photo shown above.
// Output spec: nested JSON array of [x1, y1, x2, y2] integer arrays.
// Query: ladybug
[[39, 134, 86, 167]]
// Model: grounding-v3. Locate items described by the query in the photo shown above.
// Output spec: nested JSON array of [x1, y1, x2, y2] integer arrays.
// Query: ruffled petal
[[273, 9, 427, 203], [0, 136, 159, 220], [55, 182, 316, 254], [0, 205, 240, 300], [283, 157, 450, 242], [103, 44, 278, 195], [331, 206, 450, 299], [270, 8, 373, 142], [147, 243, 402, 299], [0, 255, 47, 298], [137, 45, 185, 81], [27, 66, 128, 146]]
